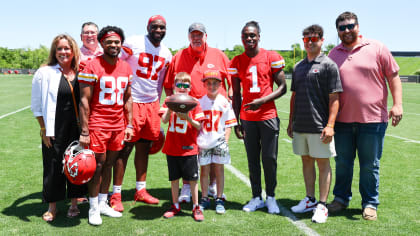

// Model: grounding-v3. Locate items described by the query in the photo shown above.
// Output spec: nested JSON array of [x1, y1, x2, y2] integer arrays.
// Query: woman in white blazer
[[31, 34, 86, 222]]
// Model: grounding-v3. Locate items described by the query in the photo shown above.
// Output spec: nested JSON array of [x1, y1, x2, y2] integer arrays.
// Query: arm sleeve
[[31, 69, 43, 117]]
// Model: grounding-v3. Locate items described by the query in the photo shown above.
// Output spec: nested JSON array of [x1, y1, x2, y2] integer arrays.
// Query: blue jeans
[[332, 122, 387, 209]]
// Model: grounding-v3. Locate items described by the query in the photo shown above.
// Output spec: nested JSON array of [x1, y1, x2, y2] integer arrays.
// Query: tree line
[[0, 43, 335, 74]]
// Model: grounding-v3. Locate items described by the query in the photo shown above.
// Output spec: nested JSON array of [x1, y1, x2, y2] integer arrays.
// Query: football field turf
[[0, 74, 419, 235]]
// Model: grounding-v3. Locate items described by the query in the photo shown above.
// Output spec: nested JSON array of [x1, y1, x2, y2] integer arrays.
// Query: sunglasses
[[338, 23, 356, 32], [302, 37, 320, 43], [175, 83, 190, 89]]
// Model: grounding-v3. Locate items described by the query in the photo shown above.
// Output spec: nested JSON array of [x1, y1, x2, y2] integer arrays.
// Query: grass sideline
[[0, 74, 419, 235]]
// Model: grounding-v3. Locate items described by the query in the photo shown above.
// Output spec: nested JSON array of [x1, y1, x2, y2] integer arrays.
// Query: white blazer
[[31, 64, 63, 137]]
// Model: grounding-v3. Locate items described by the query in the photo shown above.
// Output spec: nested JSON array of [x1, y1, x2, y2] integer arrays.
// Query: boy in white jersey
[[197, 70, 237, 214]]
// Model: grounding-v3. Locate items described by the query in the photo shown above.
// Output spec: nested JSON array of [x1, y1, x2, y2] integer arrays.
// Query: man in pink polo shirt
[[80, 22, 103, 62], [327, 11, 403, 221]]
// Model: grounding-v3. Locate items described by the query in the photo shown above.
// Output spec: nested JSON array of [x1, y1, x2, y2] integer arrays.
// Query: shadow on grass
[[277, 198, 362, 221], [1, 191, 89, 227], [120, 188, 248, 219]]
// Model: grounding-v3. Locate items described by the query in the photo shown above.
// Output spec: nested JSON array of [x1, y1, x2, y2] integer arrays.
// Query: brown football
[[165, 94, 198, 113]]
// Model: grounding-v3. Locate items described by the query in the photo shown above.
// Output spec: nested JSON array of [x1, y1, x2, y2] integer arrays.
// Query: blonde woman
[[31, 34, 87, 222]]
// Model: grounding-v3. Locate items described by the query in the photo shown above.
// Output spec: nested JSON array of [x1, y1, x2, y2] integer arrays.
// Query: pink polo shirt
[[80, 45, 103, 61], [328, 37, 399, 123]]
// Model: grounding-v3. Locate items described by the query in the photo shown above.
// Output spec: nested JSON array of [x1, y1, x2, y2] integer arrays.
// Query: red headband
[[148, 15, 166, 27], [100, 31, 121, 43]]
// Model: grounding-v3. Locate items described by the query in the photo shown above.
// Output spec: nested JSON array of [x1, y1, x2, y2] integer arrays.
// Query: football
[[165, 94, 197, 113]]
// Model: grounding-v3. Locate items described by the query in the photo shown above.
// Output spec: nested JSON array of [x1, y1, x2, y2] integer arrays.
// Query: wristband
[[327, 123, 334, 128], [126, 124, 134, 129], [80, 133, 89, 137]]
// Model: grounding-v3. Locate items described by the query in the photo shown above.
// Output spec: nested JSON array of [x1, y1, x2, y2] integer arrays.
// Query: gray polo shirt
[[291, 53, 342, 133]]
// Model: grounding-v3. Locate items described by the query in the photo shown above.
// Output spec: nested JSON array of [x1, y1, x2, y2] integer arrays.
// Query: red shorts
[[89, 129, 125, 153], [131, 100, 161, 142]]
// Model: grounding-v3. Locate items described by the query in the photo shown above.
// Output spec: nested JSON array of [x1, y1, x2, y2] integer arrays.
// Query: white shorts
[[292, 132, 336, 158], [198, 140, 231, 166]]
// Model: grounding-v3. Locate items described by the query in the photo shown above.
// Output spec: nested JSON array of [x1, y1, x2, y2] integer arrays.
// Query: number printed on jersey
[[168, 115, 188, 134], [136, 52, 166, 80], [99, 76, 129, 105], [203, 110, 222, 132]]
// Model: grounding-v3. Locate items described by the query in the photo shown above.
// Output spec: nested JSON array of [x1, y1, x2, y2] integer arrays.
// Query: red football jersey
[[161, 101, 205, 156], [78, 56, 133, 131], [229, 48, 285, 121]]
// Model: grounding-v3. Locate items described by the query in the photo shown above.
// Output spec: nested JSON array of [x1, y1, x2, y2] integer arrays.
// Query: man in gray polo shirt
[[287, 24, 342, 223]]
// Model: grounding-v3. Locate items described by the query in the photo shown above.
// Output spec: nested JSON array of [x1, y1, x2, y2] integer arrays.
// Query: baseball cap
[[202, 70, 222, 82], [188, 22, 206, 34]]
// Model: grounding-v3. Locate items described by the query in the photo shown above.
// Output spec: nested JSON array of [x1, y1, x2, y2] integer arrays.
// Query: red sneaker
[[134, 188, 159, 204], [192, 206, 204, 222], [163, 205, 180, 219], [109, 193, 124, 212]]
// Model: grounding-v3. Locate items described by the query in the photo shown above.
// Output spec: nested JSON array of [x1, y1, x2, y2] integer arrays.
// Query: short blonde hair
[[174, 72, 191, 84]]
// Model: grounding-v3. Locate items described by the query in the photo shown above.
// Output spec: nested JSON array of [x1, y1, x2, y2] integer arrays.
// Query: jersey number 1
[[249, 65, 261, 93]]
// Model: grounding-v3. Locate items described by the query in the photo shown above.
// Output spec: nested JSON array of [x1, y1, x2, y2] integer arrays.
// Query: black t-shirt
[[291, 53, 342, 133]]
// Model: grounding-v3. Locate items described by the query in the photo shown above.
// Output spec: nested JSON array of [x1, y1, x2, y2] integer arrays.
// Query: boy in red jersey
[[229, 21, 287, 214], [161, 72, 205, 221], [78, 26, 133, 226]]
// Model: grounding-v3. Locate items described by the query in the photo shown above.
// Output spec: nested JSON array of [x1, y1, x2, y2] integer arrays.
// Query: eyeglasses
[[82, 31, 97, 36], [338, 24, 356, 32], [302, 37, 320, 43], [175, 83, 190, 89]]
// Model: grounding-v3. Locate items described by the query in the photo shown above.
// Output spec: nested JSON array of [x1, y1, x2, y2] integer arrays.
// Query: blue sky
[[0, 0, 416, 51]]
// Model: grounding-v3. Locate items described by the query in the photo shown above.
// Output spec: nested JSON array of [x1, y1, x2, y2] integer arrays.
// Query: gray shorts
[[198, 140, 231, 166], [292, 132, 336, 158]]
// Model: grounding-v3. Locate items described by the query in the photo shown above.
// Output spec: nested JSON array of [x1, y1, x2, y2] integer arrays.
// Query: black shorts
[[166, 155, 199, 181]]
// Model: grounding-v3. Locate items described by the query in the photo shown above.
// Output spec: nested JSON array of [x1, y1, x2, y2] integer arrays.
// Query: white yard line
[[282, 138, 292, 143], [0, 106, 30, 119], [385, 134, 420, 144], [225, 164, 320, 236]]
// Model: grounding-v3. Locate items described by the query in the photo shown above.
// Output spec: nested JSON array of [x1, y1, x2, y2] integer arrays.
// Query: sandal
[[67, 206, 80, 218], [42, 210, 57, 222]]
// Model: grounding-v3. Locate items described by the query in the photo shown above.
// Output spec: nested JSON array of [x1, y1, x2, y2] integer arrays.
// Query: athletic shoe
[[208, 184, 227, 200], [266, 196, 280, 214], [134, 188, 159, 204], [327, 200, 347, 213], [99, 201, 122, 217], [178, 184, 191, 203], [199, 197, 210, 210], [88, 206, 102, 226], [291, 197, 318, 213], [362, 207, 377, 221], [312, 204, 328, 223], [215, 198, 226, 214], [109, 193, 124, 212], [243, 197, 265, 212], [192, 206, 204, 222], [163, 205, 181, 219]]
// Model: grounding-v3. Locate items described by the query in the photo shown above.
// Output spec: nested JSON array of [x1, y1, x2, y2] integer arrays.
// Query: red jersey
[[78, 56, 133, 131], [161, 101, 205, 156], [164, 44, 231, 98], [229, 48, 285, 121]]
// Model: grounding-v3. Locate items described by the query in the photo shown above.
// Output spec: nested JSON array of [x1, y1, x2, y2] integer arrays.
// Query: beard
[[340, 31, 358, 46]]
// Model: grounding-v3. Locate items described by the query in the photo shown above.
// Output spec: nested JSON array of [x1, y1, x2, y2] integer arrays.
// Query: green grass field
[[0, 74, 419, 235], [395, 57, 420, 75]]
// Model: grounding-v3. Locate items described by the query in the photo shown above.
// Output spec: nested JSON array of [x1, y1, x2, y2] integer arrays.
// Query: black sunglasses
[[338, 24, 356, 32]]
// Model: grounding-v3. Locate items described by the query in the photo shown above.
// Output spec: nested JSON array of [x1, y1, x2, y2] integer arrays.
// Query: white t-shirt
[[121, 35, 172, 103], [197, 94, 237, 149]]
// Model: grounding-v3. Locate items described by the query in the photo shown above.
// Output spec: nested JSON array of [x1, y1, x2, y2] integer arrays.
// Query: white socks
[[89, 196, 99, 208], [98, 193, 108, 204], [136, 181, 146, 191], [113, 185, 122, 194]]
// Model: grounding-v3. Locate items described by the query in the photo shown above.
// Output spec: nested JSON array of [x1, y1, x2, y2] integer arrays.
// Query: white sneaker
[[266, 196, 280, 214], [178, 184, 191, 203], [291, 197, 318, 213], [208, 184, 227, 200], [312, 204, 328, 223], [88, 206, 102, 226], [99, 201, 122, 217], [243, 197, 265, 212], [208, 184, 217, 198]]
